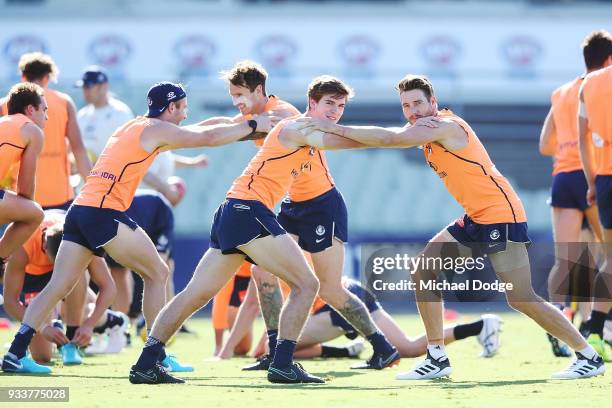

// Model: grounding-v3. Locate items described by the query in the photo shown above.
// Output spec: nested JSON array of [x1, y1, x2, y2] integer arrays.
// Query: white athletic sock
[[577, 345, 598, 360], [427, 344, 447, 360]]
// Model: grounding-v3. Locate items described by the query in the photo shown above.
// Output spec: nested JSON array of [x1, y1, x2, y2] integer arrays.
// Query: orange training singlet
[[550, 77, 592, 175], [227, 119, 324, 210], [74, 117, 160, 211], [34, 89, 73, 207], [0, 114, 30, 184], [582, 66, 612, 176], [424, 109, 527, 224], [23, 211, 65, 276]]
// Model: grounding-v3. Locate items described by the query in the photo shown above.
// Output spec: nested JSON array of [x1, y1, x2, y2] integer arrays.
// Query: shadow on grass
[[406, 379, 551, 389]]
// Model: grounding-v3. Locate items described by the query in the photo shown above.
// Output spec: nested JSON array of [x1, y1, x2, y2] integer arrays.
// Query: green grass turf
[[0, 313, 609, 408]]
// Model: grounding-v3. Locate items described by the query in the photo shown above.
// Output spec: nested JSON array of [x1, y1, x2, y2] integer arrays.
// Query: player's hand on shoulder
[[413, 116, 443, 128]]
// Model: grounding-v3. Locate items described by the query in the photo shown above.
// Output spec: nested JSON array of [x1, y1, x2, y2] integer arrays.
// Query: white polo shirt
[[78, 96, 134, 161]]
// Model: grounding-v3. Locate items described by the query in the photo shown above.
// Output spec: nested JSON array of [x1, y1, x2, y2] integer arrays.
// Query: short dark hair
[[396, 74, 435, 100], [18, 52, 59, 82], [7, 82, 45, 115], [44, 223, 63, 260], [582, 30, 612, 70], [307, 75, 354, 103], [220, 60, 268, 94]]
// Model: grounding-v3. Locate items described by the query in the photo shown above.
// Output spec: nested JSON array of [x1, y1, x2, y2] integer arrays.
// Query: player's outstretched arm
[[578, 85, 597, 206], [539, 108, 558, 156], [17, 123, 44, 199], [144, 115, 275, 151], [279, 121, 370, 150], [293, 117, 453, 149]]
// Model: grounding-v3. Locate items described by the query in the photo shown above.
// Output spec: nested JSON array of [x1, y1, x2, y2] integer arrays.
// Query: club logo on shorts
[[233, 204, 251, 211], [316, 225, 325, 236], [490, 229, 501, 240]]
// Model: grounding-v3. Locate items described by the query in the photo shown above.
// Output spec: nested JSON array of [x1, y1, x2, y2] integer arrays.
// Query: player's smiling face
[[308, 94, 346, 124], [400, 89, 437, 124], [229, 83, 262, 115]]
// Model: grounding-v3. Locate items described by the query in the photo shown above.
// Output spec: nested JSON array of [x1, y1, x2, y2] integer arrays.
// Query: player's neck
[[252, 96, 269, 114]]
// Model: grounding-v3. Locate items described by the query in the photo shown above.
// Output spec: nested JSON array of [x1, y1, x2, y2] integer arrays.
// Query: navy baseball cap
[[146, 82, 187, 118], [75, 66, 108, 87]]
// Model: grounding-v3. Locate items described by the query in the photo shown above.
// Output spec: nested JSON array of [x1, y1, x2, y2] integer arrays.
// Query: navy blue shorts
[[596, 175, 612, 229], [210, 199, 286, 256], [22, 270, 53, 294], [447, 214, 531, 255], [63, 204, 138, 257], [0, 189, 5, 201], [229, 275, 251, 307], [550, 170, 589, 211], [278, 187, 348, 253], [314, 278, 381, 338], [43, 200, 73, 211]]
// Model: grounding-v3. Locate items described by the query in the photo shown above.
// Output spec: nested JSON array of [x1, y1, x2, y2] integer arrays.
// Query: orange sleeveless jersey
[[227, 119, 326, 209], [244, 97, 334, 202], [424, 110, 527, 224], [582, 66, 612, 176], [551, 77, 592, 175], [0, 114, 30, 184], [33, 89, 73, 207], [23, 211, 65, 276], [74, 117, 160, 211]]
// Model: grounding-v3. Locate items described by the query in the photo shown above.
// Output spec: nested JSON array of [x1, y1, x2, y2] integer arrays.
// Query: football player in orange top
[[538, 30, 611, 357], [237, 75, 399, 372], [0, 52, 92, 210], [578, 37, 612, 362], [0, 83, 46, 275], [2, 81, 276, 377], [206, 61, 301, 359], [299, 74, 605, 380]]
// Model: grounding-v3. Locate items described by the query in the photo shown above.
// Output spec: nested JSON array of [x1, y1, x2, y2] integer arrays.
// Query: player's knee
[[295, 272, 319, 299], [318, 284, 347, 308], [145, 261, 169, 284], [27, 202, 44, 224]]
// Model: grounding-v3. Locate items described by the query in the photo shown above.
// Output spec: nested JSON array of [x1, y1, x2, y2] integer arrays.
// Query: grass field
[[0, 313, 609, 408]]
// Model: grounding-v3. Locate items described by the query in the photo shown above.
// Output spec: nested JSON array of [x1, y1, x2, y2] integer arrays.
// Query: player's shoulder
[[552, 77, 581, 98], [48, 88, 74, 105], [584, 65, 611, 86]]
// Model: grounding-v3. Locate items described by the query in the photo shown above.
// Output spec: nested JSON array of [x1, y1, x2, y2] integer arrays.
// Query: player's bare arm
[[577, 85, 597, 205], [17, 123, 44, 199], [64, 95, 93, 178], [279, 120, 369, 150], [73, 257, 117, 347], [141, 114, 275, 151], [296, 116, 461, 150], [2, 247, 28, 321], [539, 108, 558, 156]]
